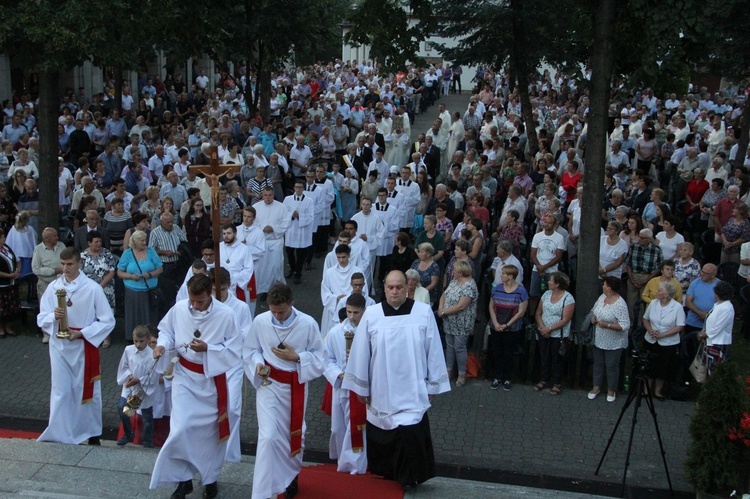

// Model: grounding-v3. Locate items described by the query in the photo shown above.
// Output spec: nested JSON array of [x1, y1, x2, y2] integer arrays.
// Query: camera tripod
[[594, 369, 674, 497]]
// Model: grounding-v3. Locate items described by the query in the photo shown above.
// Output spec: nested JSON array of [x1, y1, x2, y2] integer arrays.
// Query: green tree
[[344, 0, 434, 71]]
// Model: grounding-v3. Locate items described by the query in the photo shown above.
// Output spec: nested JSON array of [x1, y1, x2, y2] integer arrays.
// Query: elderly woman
[[246, 165, 273, 205], [684, 168, 709, 216], [0, 228, 20, 338], [642, 281, 685, 400], [697, 280, 735, 377], [602, 189, 625, 225], [81, 231, 117, 348], [642, 258, 683, 306], [534, 272, 576, 395], [497, 209, 524, 258], [415, 215, 445, 268], [103, 198, 134, 253], [9, 148, 39, 180], [561, 161, 582, 207], [488, 265, 529, 391], [117, 230, 163, 340], [216, 186, 238, 226], [319, 126, 336, 164], [390, 231, 417, 275], [265, 153, 285, 201], [588, 276, 631, 402], [699, 178, 727, 231], [444, 239, 475, 288], [340, 168, 359, 221], [410, 242, 441, 305], [405, 268, 430, 304], [720, 202, 750, 263], [435, 203, 454, 247], [674, 242, 701, 295], [438, 261, 478, 387]]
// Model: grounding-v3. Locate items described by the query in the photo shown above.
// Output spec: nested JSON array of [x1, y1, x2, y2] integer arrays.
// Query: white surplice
[[37, 273, 115, 444], [321, 263, 365, 337], [342, 300, 450, 430], [335, 293, 376, 317], [324, 319, 368, 474], [150, 299, 240, 489], [384, 132, 410, 172], [243, 309, 325, 499], [237, 222, 267, 265], [222, 292, 252, 463], [311, 179, 335, 227], [117, 344, 158, 408], [351, 210, 384, 286], [283, 194, 315, 249], [394, 180, 420, 229], [323, 239, 370, 276], [220, 239, 254, 313], [373, 201, 400, 257], [254, 200, 291, 293]]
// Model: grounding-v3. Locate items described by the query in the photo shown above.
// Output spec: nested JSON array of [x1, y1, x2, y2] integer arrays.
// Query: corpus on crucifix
[[188, 145, 241, 299]]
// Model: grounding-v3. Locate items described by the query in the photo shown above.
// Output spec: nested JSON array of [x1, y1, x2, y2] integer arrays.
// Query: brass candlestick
[[344, 331, 355, 361], [55, 289, 71, 339]]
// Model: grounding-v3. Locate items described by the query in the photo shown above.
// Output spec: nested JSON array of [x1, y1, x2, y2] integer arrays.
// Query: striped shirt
[[148, 225, 187, 263]]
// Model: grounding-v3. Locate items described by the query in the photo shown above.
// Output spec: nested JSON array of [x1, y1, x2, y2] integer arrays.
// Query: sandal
[[549, 385, 562, 396], [532, 382, 548, 392]]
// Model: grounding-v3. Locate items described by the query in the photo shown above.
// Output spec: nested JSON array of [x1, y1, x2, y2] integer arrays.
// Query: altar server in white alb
[[219, 222, 256, 316], [334, 272, 376, 315], [343, 271, 450, 491], [208, 267, 252, 464], [324, 229, 369, 273], [37, 247, 115, 446], [394, 166, 421, 233], [243, 283, 325, 499], [254, 186, 291, 294], [283, 179, 315, 284], [321, 244, 365, 338], [237, 205, 266, 265], [150, 274, 240, 499], [374, 186, 401, 284], [324, 293, 369, 474], [350, 198, 384, 288]]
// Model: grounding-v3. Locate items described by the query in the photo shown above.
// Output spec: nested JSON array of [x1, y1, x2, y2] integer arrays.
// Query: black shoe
[[203, 482, 218, 499], [305, 262, 312, 271], [87, 437, 101, 446], [294, 276, 302, 285], [117, 433, 133, 446], [402, 481, 418, 492], [285, 270, 294, 278], [170, 480, 193, 499], [285, 475, 299, 498]]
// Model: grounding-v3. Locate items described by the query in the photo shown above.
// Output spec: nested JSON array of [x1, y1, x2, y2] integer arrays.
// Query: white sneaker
[[588, 390, 600, 400], [606, 393, 616, 403], [42, 333, 50, 344]]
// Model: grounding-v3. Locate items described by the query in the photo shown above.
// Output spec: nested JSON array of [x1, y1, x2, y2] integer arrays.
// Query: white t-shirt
[[531, 230, 565, 273], [655, 231, 685, 261], [599, 236, 629, 278], [643, 298, 685, 347]]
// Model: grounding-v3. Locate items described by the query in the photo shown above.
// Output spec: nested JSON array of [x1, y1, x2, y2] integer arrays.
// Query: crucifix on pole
[[188, 145, 241, 299]]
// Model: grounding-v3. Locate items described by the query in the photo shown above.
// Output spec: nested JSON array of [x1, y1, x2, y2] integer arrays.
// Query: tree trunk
[[510, 0, 539, 156], [114, 66, 123, 117], [576, 0, 618, 328], [258, 44, 271, 123], [38, 69, 60, 235]]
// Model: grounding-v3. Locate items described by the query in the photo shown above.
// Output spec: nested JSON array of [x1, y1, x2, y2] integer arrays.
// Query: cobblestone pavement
[[0, 92, 693, 496]]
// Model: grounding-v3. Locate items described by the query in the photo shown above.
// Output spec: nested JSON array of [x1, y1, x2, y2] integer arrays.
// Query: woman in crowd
[[560, 161, 582, 207], [117, 230, 163, 340], [415, 215, 445, 270], [598, 221, 629, 283], [153, 196, 179, 229], [496, 209, 524, 258], [103, 198, 134, 254], [434, 203, 454, 249], [9, 170, 27, 204], [5, 211, 35, 279], [635, 128, 657, 172], [265, 153, 285, 201], [122, 212, 150, 252], [487, 265, 529, 392], [139, 186, 162, 224], [647, 203, 672, 236], [9, 148, 38, 180], [416, 171, 433, 220], [319, 126, 336, 165], [81, 231, 117, 348], [246, 165, 273, 205], [698, 280, 735, 377], [602, 189, 625, 226], [720, 202, 750, 263], [588, 276, 630, 402], [642, 188, 668, 228], [410, 242, 441, 305], [684, 168, 709, 216], [654, 216, 684, 260], [642, 281, 684, 400], [699, 178, 727, 232], [218, 185, 239, 226], [184, 197, 211, 256], [642, 259, 683, 306], [405, 268, 430, 304], [620, 213, 643, 250], [0, 228, 20, 338], [466, 217, 485, 275], [340, 168, 359, 222], [390, 232, 417, 275], [674, 242, 701, 296], [226, 180, 245, 224], [534, 272, 575, 395], [0, 183, 17, 234], [444, 239, 475, 288], [438, 261, 478, 388]]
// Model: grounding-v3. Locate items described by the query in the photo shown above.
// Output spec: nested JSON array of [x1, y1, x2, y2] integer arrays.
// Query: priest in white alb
[[321, 245, 365, 337], [219, 222, 255, 316], [237, 206, 266, 303], [254, 186, 291, 294], [343, 271, 450, 491], [37, 247, 115, 446], [149, 274, 240, 499], [243, 283, 325, 499], [373, 187, 401, 284], [351, 197, 384, 288], [283, 179, 315, 284]]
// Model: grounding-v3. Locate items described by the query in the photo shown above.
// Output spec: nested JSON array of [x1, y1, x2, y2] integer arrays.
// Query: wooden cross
[[188, 145, 241, 299]]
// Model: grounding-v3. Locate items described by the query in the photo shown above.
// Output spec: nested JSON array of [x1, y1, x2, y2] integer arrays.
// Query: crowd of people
[[1, 59, 747, 497]]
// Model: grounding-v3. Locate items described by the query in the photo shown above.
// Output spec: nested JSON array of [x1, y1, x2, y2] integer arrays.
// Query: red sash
[[78, 328, 100, 405], [267, 362, 305, 457], [235, 274, 257, 302], [179, 357, 230, 443], [349, 391, 367, 452], [320, 382, 333, 416]]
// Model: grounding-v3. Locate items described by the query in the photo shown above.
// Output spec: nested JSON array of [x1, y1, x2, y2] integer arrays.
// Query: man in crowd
[[284, 179, 315, 285]]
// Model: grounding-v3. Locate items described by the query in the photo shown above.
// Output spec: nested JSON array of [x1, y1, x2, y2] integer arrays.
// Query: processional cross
[[188, 145, 241, 299]]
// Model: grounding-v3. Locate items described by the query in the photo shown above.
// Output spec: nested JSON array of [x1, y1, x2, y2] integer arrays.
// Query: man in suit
[[411, 133, 426, 156], [455, 130, 475, 155], [420, 141, 440, 185], [74, 210, 110, 252], [365, 123, 386, 151], [341, 143, 366, 179]]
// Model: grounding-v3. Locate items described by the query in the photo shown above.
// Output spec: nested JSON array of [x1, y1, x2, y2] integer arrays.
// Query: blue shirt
[[117, 247, 162, 291], [686, 278, 719, 328]]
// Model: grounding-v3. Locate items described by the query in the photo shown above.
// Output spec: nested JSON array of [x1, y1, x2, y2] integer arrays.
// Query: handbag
[[133, 256, 163, 307], [689, 340, 708, 383], [577, 309, 597, 346]]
